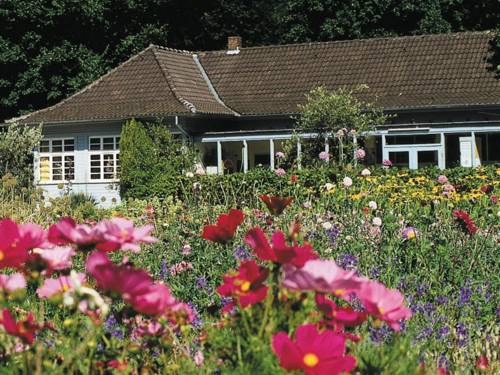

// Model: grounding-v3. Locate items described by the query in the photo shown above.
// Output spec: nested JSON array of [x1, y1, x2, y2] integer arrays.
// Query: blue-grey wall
[[35, 121, 123, 207]]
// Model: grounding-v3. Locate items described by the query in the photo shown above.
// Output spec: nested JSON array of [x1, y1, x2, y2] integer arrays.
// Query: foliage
[[0, 123, 42, 188], [1, 0, 500, 121], [0, 164, 498, 373], [295, 86, 387, 166], [119, 119, 197, 199]]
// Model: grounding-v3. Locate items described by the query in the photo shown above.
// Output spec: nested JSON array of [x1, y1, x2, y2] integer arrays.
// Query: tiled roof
[[200, 31, 500, 115], [14, 46, 234, 124], [11, 31, 500, 124]]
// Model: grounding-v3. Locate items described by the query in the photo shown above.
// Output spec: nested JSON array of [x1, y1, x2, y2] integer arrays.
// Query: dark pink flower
[[0, 309, 44, 345], [0, 219, 46, 269], [202, 209, 244, 244], [272, 323, 356, 375], [48, 217, 102, 249], [315, 294, 367, 329]]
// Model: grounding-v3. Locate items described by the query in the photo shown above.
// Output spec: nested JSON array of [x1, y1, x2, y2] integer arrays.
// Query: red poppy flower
[[0, 309, 44, 345], [260, 195, 293, 216], [290, 174, 299, 183], [480, 184, 493, 194], [272, 323, 356, 375], [245, 227, 318, 268], [315, 294, 367, 329], [452, 210, 478, 235], [202, 209, 244, 244], [476, 355, 489, 371], [216, 260, 269, 309]]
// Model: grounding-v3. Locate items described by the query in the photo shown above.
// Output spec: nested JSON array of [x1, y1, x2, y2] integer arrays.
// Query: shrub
[[0, 123, 42, 188], [119, 119, 197, 199]]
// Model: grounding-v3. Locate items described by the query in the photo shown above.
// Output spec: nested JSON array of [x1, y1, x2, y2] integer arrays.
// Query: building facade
[[6, 32, 500, 206]]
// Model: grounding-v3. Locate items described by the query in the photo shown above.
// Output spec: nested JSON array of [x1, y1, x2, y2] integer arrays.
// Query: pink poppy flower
[[216, 260, 269, 309], [275, 168, 286, 177], [0, 219, 46, 269], [356, 280, 412, 331], [37, 246, 75, 272], [0, 273, 26, 293], [245, 227, 318, 268], [95, 217, 156, 253], [354, 149, 366, 160], [272, 323, 356, 375], [282, 259, 362, 298], [437, 175, 448, 184], [48, 217, 102, 249], [37, 273, 86, 299], [319, 151, 329, 161]]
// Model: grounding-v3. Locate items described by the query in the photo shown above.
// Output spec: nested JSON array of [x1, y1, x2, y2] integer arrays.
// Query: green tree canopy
[[1, 0, 499, 121]]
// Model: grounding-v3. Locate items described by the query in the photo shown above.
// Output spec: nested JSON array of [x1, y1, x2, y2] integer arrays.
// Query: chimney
[[227, 36, 242, 50]]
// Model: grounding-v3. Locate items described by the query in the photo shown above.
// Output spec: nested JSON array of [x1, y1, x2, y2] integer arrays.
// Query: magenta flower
[[0, 273, 26, 293], [282, 259, 362, 298], [37, 273, 86, 299], [0, 219, 46, 269], [95, 217, 156, 253], [272, 323, 356, 375], [356, 280, 412, 331], [48, 217, 102, 249]]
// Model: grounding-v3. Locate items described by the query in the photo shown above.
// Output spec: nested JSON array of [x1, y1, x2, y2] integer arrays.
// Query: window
[[38, 138, 75, 182], [89, 136, 120, 180]]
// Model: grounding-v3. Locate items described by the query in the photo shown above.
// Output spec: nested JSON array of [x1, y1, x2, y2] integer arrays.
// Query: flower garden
[[0, 165, 498, 374]]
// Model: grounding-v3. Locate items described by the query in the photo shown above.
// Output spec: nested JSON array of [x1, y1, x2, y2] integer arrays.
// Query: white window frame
[[38, 138, 75, 183], [88, 136, 120, 182]]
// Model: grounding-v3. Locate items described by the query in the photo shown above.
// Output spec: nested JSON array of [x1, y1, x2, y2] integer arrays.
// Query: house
[[6, 31, 500, 206]]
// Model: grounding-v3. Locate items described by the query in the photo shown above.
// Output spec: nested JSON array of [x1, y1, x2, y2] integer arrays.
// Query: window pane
[[103, 137, 114, 150], [418, 150, 438, 168], [90, 173, 101, 180], [90, 138, 101, 150], [388, 151, 409, 167], [64, 139, 74, 152], [487, 134, 500, 161], [40, 157, 50, 181], [52, 140, 63, 152], [64, 156, 74, 180], [115, 137, 120, 149], [40, 140, 50, 153]]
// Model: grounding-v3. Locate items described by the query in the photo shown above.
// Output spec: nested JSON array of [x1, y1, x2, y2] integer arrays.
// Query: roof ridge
[[192, 54, 240, 116], [150, 47, 197, 113], [6, 45, 158, 124], [201, 30, 494, 54], [150, 45, 193, 54]]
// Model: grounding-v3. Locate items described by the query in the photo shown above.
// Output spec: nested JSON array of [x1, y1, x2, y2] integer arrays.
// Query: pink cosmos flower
[[48, 217, 102, 249], [95, 217, 156, 253], [282, 259, 362, 298], [37, 273, 86, 299], [356, 280, 412, 331], [272, 323, 356, 375], [0, 219, 46, 269], [37, 246, 75, 272], [437, 175, 448, 184], [354, 149, 366, 160], [245, 227, 318, 268], [0, 273, 26, 293]]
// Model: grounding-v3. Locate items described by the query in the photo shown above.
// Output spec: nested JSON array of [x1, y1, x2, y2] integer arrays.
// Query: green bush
[[119, 119, 197, 199]]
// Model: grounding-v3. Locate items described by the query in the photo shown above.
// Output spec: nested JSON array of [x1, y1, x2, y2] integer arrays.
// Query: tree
[[0, 123, 42, 188], [119, 119, 197, 199], [295, 86, 387, 167]]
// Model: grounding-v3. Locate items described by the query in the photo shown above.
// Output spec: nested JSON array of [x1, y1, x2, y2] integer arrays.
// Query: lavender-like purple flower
[[325, 224, 341, 245], [233, 246, 251, 261], [160, 259, 169, 280], [337, 253, 358, 270], [458, 287, 472, 307], [369, 325, 392, 344], [437, 326, 450, 339], [456, 322, 468, 346], [435, 295, 449, 305], [196, 276, 208, 289]]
